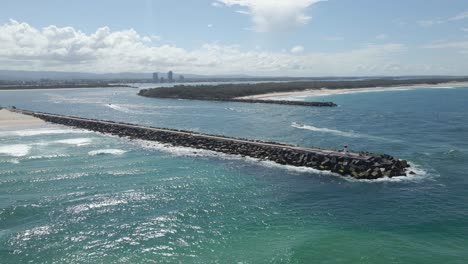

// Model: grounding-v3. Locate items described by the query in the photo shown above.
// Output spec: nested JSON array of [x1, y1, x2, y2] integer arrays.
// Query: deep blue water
[[0, 86, 467, 263]]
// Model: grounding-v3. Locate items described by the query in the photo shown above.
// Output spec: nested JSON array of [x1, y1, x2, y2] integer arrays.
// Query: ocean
[[1, 85, 467, 263]]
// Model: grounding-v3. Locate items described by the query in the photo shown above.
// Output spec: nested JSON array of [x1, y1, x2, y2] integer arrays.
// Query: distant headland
[[138, 77, 468, 105]]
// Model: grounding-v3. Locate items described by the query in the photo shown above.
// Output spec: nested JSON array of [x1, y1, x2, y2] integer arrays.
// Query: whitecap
[[291, 122, 401, 143], [88, 149, 127, 156], [134, 140, 342, 177], [55, 138, 92, 146], [292, 122, 360, 138], [0, 144, 32, 157], [105, 104, 142, 114], [0, 128, 92, 137], [27, 154, 70, 160], [132, 139, 431, 183]]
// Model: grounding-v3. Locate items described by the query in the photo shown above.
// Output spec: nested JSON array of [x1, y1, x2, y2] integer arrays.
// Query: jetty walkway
[[15, 109, 410, 179]]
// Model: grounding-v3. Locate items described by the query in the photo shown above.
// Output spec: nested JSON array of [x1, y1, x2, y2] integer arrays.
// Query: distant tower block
[[179, 75, 185, 82], [167, 71, 174, 83], [152, 72, 159, 83]]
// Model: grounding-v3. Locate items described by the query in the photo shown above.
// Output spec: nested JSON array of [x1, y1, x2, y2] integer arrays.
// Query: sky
[[0, 0, 468, 76]]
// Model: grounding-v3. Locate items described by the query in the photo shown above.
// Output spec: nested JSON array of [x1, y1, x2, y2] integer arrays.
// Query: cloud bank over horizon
[[0, 19, 462, 76]]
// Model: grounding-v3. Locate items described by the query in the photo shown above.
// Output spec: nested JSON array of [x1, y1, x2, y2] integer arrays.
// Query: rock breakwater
[[17, 109, 410, 179]]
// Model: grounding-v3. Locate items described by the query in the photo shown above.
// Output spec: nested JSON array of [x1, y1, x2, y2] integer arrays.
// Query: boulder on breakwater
[[18, 110, 410, 179]]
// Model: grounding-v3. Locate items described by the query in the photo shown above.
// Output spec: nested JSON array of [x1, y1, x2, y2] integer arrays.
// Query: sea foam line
[[291, 122, 401, 143], [55, 138, 93, 146], [88, 149, 127, 156], [0, 127, 93, 137], [0, 144, 32, 157], [132, 139, 428, 183], [292, 122, 360, 138]]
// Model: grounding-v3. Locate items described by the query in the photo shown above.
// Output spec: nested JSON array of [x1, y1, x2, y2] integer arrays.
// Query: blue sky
[[1, 0, 467, 76]]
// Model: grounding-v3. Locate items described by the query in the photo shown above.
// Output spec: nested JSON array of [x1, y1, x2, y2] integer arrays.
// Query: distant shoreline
[[0, 84, 132, 90], [237, 81, 468, 100], [138, 78, 468, 103]]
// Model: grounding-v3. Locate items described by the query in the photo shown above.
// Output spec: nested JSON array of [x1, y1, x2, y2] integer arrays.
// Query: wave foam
[[291, 122, 401, 143], [105, 104, 142, 114], [132, 139, 431, 183], [345, 162, 432, 183], [292, 122, 360, 138], [27, 154, 70, 160], [88, 149, 127, 156], [134, 140, 351, 177], [0, 144, 32, 157], [0, 128, 92, 137], [55, 138, 92, 146]]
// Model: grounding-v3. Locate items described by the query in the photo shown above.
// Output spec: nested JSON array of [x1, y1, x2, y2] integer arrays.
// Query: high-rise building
[[179, 75, 185, 82], [152, 72, 159, 83], [167, 71, 174, 83]]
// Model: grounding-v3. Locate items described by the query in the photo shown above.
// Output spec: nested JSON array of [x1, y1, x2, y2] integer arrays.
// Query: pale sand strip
[[0, 109, 44, 128], [237, 81, 468, 100]]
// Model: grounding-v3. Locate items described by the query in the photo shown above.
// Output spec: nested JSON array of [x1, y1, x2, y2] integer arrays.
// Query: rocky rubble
[[23, 110, 410, 179]]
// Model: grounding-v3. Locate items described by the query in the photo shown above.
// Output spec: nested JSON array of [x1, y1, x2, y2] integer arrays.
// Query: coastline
[[0, 109, 44, 129], [236, 81, 468, 100]]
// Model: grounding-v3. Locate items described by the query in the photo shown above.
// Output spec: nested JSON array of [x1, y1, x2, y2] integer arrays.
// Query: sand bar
[[237, 81, 468, 100], [0, 109, 44, 129]]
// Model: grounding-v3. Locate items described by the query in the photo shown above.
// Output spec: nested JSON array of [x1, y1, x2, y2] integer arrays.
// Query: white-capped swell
[[55, 138, 92, 146], [88, 149, 127, 156], [0, 144, 32, 157], [105, 104, 143, 114], [292, 122, 360, 138], [132, 139, 429, 182], [0, 128, 92, 137], [291, 122, 401, 143]]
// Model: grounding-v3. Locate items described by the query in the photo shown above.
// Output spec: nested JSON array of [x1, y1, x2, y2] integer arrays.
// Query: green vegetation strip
[[138, 78, 468, 100]]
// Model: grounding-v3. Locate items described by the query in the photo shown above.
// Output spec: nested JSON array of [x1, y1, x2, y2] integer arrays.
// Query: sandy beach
[[0, 109, 44, 128], [237, 81, 468, 100]]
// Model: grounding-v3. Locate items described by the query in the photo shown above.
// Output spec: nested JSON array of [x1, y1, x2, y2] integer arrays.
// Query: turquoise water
[[0, 86, 467, 263]]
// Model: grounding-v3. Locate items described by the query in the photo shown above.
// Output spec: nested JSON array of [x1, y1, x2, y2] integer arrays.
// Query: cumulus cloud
[[290, 45, 304, 53], [375, 34, 388, 40], [215, 0, 324, 32], [1, 20, 444, 76], [449, 11, 468, 21], [424, 41, 468, 51]]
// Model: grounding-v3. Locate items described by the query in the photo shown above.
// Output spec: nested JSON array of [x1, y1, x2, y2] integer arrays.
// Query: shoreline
[[0, 109, 44, 129], [236, 81, 468, 100]]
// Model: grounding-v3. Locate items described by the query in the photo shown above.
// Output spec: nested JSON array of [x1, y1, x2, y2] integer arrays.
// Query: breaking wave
[[132, 139, 428, 183], [0, 128, 92, 137], [0, 144, 32, 157], [55, 138, 92, 146], [291, 122, 360, 138], [88, 149, 127, 156], [291, 122, 401, 143]]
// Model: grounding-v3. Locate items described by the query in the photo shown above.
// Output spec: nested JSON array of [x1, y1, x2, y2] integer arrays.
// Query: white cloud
[[462, 27, 468, 32], [207, 24, 214, 28], [424, 41, 468, 50], [4, 20, 461, 76], [215, 0, 325, 32], [290, 45, 304, 54], [449, 11, 468, 21], [419, 11, 468, 27], [376, 34, 388, 40], [418, 20, 444, 27], [211, 2, 222, 7]]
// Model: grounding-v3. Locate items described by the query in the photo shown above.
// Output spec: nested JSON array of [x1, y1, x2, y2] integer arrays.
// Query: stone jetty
[[173, 98, 337, 107], [16, 109, 410, 179], [209, 99, 337, 107]]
